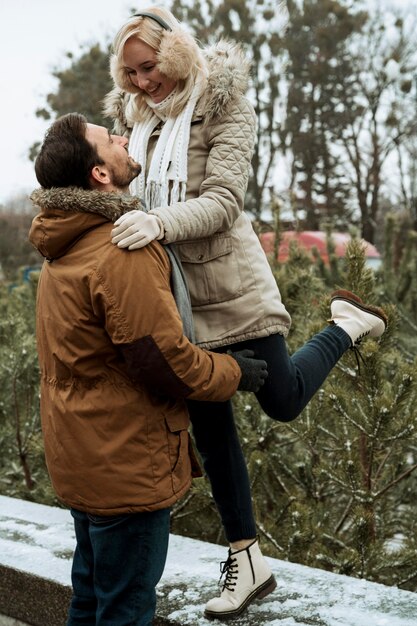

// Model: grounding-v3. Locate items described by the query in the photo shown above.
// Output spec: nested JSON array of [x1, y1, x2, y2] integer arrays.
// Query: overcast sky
[[0, 0, 414, 206], [0, 0, 143, 204]]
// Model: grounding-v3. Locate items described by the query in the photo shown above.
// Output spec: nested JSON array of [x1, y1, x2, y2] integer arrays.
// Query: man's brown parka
[[29, 187, 241, 516]]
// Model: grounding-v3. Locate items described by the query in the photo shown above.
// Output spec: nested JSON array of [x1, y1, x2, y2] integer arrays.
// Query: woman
[[104, 7, 387, 620]]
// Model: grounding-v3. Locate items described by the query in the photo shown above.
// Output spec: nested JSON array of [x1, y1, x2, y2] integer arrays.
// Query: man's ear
[[90, 165, 111, 187]]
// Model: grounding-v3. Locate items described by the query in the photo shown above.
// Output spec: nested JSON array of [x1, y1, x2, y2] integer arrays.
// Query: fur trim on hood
[[30, 187, 144, 222], [103, 40, 251, 135]]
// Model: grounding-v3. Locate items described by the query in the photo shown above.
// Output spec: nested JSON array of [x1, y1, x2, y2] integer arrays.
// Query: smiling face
[[85, 124, 141, 191], [122, 36, 177, 103]]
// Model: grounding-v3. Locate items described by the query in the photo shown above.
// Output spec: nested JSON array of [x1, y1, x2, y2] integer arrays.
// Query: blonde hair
[[110, 6, 208, 121]]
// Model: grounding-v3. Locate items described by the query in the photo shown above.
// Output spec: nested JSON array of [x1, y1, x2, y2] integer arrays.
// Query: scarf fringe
[[145, 180, 187, 209]]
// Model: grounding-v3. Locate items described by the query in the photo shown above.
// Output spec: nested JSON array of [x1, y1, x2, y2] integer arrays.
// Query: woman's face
[[123, 37, 177, 103]]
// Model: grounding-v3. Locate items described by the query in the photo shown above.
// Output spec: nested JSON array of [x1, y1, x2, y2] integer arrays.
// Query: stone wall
[[1, 495, 417, 626]]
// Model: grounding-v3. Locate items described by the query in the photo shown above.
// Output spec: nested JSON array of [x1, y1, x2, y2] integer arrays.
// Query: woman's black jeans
[[188, 324, 350, 542]]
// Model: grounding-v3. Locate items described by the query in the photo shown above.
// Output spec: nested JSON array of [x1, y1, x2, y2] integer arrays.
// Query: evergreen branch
[[274, 460, 306, 490], [397, 569, 417, 588], [170, 492, 196, 518], [258, 522, 285, 553], [334, 497, 354, 534], [322, 533, 351, 551], [317, 424, 339, 441], [374, 463, 417, 499], [374, 448, 393, 482], [320, 468, 350, 491], [266, 463, 293, 498]]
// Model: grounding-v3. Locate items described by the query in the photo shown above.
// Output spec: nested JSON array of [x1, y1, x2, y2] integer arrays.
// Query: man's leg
[[68, 509, 97, 625], [68, 507, 171, 626]]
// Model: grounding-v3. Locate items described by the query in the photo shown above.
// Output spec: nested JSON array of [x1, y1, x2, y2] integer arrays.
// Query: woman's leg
[[188, 326, 345, 539], [188, 398, 257, 542], [200, 293, 386, 617], [226, 325, 350, 423], [189, 399, 275, 618]]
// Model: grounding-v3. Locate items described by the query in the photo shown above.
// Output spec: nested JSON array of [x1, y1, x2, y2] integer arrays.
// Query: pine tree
[[284, 0, 367, 229], [0, 276, 57, 505]]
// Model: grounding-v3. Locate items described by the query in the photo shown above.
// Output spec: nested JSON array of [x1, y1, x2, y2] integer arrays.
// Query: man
[[29, 113, 267, 626]]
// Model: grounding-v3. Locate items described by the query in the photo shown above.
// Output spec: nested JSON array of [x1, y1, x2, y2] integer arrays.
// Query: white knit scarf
[[128, 79, 205, 210]]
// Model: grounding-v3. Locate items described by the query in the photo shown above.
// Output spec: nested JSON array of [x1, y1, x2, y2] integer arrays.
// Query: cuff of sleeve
[[155, 216, 165, 240]]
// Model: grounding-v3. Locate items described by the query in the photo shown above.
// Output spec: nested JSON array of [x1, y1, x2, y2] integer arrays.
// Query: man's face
[[85, 124, 141, 190]]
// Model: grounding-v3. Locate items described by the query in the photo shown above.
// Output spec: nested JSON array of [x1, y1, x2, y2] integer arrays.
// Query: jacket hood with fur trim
[[29, 187, 144, 261], [103, 40, 251, 135]]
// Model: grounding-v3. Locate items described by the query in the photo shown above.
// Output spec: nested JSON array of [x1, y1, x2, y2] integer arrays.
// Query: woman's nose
[[135, 74, 150, 90]]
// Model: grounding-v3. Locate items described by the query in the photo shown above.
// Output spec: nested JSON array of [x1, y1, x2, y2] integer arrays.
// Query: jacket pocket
[[177, 233, 243, 306], [164, 407, 191, 492]]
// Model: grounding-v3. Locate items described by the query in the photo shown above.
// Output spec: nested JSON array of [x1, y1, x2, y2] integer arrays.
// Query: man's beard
[[110, 158, 142, 191]]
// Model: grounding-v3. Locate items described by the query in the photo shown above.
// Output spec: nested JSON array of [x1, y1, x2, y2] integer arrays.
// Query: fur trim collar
[[103, 40, 251, 135], [30, 187, 144, 222], [196, 40, 251, 120]]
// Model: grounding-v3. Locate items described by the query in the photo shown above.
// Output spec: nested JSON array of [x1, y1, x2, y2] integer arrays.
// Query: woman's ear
[[157, 29, 199, 80]]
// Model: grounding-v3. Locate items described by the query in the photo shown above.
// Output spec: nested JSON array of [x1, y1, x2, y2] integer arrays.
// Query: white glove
[[111, 210, 164, 250]]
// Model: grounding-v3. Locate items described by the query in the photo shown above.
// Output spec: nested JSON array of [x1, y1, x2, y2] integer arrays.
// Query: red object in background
[[259, 230, 381, 269]]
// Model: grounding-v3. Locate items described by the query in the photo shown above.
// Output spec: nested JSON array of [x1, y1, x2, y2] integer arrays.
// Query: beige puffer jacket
[[104, 41, 291, 349], [29, 187, 242, 516]]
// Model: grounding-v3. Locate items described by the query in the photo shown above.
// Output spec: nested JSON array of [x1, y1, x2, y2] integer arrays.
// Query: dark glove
[[228, 349, 268, 392]]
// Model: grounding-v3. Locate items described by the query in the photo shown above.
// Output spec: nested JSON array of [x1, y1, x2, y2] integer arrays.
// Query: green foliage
[[29, 43, 113, 161], [0, 277, 59, 506], [0, 210, 40, 281], [382, 212, 417, 361], [45, 45, 113, 124]]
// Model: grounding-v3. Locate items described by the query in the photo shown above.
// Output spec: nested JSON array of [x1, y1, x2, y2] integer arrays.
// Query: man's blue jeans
[[67, 507, 171, 626]]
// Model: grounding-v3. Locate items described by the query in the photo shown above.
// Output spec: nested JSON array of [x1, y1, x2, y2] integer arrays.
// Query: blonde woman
[[104, 7, 387, 620]]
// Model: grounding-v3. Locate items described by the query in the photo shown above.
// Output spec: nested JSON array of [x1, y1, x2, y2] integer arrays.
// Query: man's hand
[[228, 349, 268, 393], [112, 210, 164, 250]]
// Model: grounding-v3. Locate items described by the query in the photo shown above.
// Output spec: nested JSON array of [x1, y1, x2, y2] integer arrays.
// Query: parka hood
[[29, 186, 144, 261], [103, 40, 252, 135]]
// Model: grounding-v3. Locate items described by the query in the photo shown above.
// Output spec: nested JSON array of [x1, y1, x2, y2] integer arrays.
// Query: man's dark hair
[[35, 113, 104, 189]]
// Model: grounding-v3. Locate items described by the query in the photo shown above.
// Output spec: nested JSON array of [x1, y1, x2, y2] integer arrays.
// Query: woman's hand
[[111, 210, 164, 250]]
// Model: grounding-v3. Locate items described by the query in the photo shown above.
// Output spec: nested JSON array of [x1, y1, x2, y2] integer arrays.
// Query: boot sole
[[204, 574, 277, 620], [330, 289, 388, 327]]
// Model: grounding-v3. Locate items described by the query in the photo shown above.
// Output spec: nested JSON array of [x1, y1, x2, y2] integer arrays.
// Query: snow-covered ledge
[[1, 496, 417, 626]]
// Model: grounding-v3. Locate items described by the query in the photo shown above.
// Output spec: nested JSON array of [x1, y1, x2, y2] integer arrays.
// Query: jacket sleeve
[[90, 241, 241, 402], [149, 96, 257, 242]]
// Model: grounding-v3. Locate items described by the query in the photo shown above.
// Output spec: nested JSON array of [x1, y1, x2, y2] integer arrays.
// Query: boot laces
[[354, 330, 370, 344], [219, 554, 238, 592], [350, 343, 367, 373]]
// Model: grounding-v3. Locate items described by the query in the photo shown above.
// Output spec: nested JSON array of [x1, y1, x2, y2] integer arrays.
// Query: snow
[[1, 495, 417, 625]]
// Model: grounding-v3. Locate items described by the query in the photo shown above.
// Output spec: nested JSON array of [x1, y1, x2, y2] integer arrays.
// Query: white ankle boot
[[330, 289, 388, 346], [204, 539, 276, 620]]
